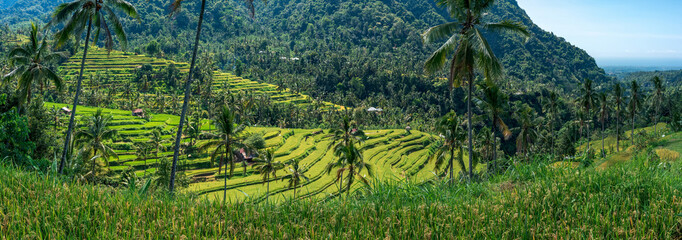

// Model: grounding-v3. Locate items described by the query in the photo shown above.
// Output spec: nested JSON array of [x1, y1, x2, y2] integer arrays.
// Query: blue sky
[[516, 0, 682, 66]]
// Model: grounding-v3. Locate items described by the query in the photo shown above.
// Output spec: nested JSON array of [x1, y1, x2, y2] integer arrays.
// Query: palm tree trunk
[[631, 114, 635, 146], [223, 137, 229, 204], [492, 128, 497, 161], [347, 166, 354, 198], [448, 145, 454, 182], [92, 148, 97, 175], [467, 73, 473, 182], [266, 176, 270, 202], [601, 120, 605, 158], [616, 113, 620, 152], [59, 18, 93, 174], [338, 171, 344, 195], [169, 0, 207, 193]]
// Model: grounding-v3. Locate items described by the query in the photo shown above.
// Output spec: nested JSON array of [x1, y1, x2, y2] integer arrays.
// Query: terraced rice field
[[58, 48, 343, 110], [577, 123, 682, 169], [46, 103, 469, 202]]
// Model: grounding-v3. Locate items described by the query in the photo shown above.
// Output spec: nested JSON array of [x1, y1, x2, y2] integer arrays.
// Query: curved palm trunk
[[467, 73, 473, 182], [169, 0, 207, 193], [59, 19, 93, 174]]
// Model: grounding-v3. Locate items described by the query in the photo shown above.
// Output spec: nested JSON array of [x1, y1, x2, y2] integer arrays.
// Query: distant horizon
[[517, 0, 682, 67], [596, 58, 682, 68]]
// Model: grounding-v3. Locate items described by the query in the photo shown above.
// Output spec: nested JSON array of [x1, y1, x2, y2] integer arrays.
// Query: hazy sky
[[516, 0, 682, 66]]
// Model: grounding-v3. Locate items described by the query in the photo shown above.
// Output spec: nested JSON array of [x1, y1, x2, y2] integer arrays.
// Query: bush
[[0, 108, 35, 166]]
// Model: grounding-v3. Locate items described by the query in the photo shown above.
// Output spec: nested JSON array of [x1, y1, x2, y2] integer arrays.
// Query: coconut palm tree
[[579, 79, 597, 153], [597, 92, 610, 157], [542, 91, 560, 156], [628, 80, 642, 146], [513, 103, 541, 159], [198, 105, 246, 203], [253, 149, 284, 202], [74, 109, 118, 175], [613, 83, 624, 152], [147, 129, 168, 157], [281, 159, 309, 200], [422, 0, 529, 181], [3, 22, 65, 109], [475, 79, 511, 161], [133, 142, 152, 177], [325, 137, 373, 198], [429, 111, 466, 182], [49, 0, 138, 174], [326, 113, 368, 193], [650, 76, 664, 134], [168, 0, 267, 193]]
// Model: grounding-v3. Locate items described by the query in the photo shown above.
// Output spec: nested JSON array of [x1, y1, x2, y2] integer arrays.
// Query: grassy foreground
[[1, 153, 681, 239]]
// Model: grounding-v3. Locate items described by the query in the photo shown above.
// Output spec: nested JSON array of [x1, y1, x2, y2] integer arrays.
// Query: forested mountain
[[1, 0, 610, 127]]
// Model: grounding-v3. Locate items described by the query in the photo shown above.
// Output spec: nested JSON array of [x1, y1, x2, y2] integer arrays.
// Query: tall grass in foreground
[[1, 154, 681, 239]]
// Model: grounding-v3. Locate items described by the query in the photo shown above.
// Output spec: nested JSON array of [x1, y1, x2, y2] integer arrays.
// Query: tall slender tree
[[253, 149, 284, 202], [628, 80, 642, 146], [542, 91, 560, 156], [475, 79, 511, 161], [168, 0, 267, 193], [281, 159, 309, 200], [198, 105, 245, 203], [325, 114, 372, 197], [49, 0, 138, 174], [3, 22, 65, 109], [429, 111, 466, 181], [613, 83, 624, 152], [598, 92, 610, 157], [579, 79, 596, 153], [74, 109, 118, 175], [513, 103, 541, 159], [422, 0, 529, 180], [650, 76, 664, 134]]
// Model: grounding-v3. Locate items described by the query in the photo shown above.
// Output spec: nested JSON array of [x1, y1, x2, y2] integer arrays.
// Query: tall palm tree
[[628, 80, 642, 146], [3, 22, 65, 109], [475, 79, 511, 161], [613, 83, 624, 152], [429, 111, 466, 182], [513, 103, 541, 159], [253, 149, 284, 202], [422, 0, 529, 180], [147, 129, 168, 157], [325, 137, 373, 198], [579, 79, 596, 153], [597, 92, 610, 157], [74, 109, 118, 175], [49, 0, 138, 174], [281, 159, 309, 200], [326, 114, 367, 193], [198, 105, 245, 203], [542, 91, 560, 156], [650, 76, 664, 134], [133, 142, 152, 177], [168, 0, 267, 193]]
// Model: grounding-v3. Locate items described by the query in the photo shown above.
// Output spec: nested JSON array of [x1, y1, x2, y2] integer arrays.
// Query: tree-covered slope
[[1, 0, 611, 126]]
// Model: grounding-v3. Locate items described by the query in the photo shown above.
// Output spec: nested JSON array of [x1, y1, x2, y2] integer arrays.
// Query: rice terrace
[[1, 0, 682, 238]]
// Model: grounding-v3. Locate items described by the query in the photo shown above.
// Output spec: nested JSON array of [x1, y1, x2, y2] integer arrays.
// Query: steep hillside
[[44, 102, 453, 202]]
